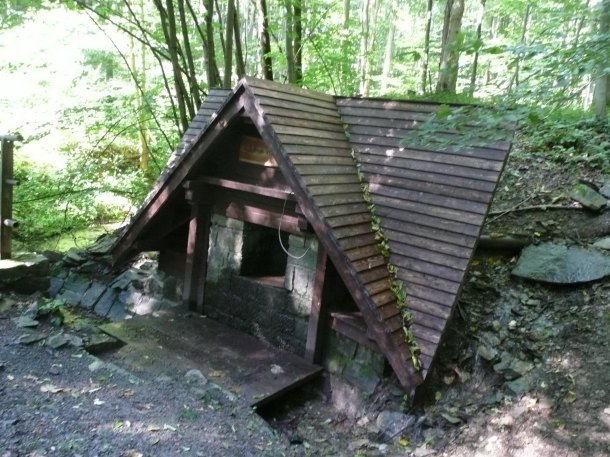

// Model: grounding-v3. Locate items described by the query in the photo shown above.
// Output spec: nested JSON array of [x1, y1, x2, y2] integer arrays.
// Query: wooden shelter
[[112, 77, 512, 394]]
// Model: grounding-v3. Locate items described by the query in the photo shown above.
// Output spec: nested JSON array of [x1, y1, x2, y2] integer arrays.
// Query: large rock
[[512, 243, 610, 284], [0, 253, 49, 283]]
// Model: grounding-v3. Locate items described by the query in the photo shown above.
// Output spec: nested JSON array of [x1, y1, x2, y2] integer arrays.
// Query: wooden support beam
[[305, 245, 328, 364], [182, 202, 212, 313]]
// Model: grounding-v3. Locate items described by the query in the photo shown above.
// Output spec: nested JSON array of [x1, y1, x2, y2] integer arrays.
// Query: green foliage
[[518, 116, 610, 171], [36, 298, 66, 326]]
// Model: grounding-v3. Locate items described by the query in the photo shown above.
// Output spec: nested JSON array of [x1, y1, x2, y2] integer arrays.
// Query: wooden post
[[305, 245, 328, 364], [182, 181, 213, 313], [0, 135, 19, 260]]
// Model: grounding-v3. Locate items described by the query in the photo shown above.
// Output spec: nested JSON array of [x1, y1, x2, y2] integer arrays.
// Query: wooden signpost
[[0, 134, 21, 260]]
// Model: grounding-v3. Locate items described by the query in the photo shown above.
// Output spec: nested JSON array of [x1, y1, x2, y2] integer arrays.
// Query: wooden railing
[[0, 134, 21, 259]]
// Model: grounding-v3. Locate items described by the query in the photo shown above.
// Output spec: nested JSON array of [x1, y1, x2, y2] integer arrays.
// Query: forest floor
[[2, 148, 610, 457]]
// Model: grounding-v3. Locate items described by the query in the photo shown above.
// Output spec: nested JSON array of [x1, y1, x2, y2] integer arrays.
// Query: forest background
[[0, 0, 608, 251]]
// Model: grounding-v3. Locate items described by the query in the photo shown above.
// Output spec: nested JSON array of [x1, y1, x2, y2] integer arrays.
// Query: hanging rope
[[278, 195, 311, 260]]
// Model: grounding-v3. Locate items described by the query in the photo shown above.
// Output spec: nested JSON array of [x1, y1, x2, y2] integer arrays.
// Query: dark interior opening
[[240, 221, 289, 286]]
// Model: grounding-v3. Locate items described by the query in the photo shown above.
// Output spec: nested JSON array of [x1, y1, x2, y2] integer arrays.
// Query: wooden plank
[[344, 243, 381, 262], [305, 247, 329, 363], [272, 124, 348, 141], [392, 329, 437, 358], [367, 173, 494, 204], [289, 155, 355, 166], [336, 97, 444, 113], [364, 278, 392, 296], [278, 134, 351, 149], [372, 194, 484, 227], [182, 204, 211, 313], [376, 301, 401, 319], [319, 202, 370, 218], [284, 144, 354, 158], [358, 265, 390, 284], [0, 138, 15, 259], [334, 222, 374, 239], [255, 94, 340, 117], [396, 268, 461, 295], [330, 312, 382, 353], [352, 254, 387, 272], [369, 182, 489, 215], [307, 183, 363, 196], [267, 114, 348, 133], [314, 192, 366, 207], [250, 85, 336, 110], [374, 204, 481, 237], [258, 104, 344, 125], [390, 242, 470, 271], [301, 173, 361, 186], [384, 229, 472, 259], [195, 176, 294, 201], [404, 282, 456, 308], [390, 252, 464, 283], [295, 164, 357, 176], [337, 232, 377, 250], [327, 212, 372, 229], [381, 218, 477, 249], [360, 162, 497, 193], [100, 312, 322, 407], [353, 138, 505, 170], [359, 152, 500, 183], [248, 77, 335, 103]]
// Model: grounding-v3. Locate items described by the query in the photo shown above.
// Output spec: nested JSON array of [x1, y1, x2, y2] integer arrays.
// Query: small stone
[[599, 184, 610, 199], [49, 365, 61, 375], [477, 345, 498, 362], [15, 315, 39, 328], [64, 248, 85, 264], [47, 333, 68, 349], [88, 360, 106, 372], [593, 237, 610, 250], [270, 364, 284, 376], [17, 333, 46, 345], [375, 410, 415, 441], [185, 369, 208, 385], [65, 333, 84, 348], [506, 377, 530, 395]]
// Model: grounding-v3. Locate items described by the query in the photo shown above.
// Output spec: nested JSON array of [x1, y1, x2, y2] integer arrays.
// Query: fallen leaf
[[209, 370, 223, 378], [93, 398, 105, 406], [440, 413, 462, 425], [147, 424, 161, 432], [149, 437, 160, 446]]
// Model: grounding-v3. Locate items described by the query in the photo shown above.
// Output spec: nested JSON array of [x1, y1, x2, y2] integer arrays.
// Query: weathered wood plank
[[404, 282, 456, 308], [359, 152, 500, 183], [352, 254, 387, 272], [374, 204, 481, 237], [307, 183, 363, 196], [365, 278, 392, 296], [272, 124, 348, 141], [384, 229, 472, 259], [278, 134, 351, 149], [301, 173, 362, 186], [360, 163, 497, 193], [326, 212, 372, 229], [381, 218, 477, 249], [390, 242, 470, 272], [289, 155, 355, 166], [344, 244, 382, 262], [334, 222, 374, 239], [396, 268, 461, 295], [248, 77, 334, 103], [258, 104, 344, 125], [319, 201, 369, 218], [369, 182, 489, 215], [366, 173, 494, 204], [337, 232, 377, 250], [390, 252, 464, 283], [283, 144, 353, 158], [296, 164, 358, 176], [336, 98, 441, 113], [314, 192, 366, 207], [305, 248, 329, 363], [251, 86, 336, 110], [267, 114, 348, 133], [358, 265, 391, 284]]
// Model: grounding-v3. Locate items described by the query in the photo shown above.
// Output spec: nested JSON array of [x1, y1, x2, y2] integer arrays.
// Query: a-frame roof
[[112, 77, 512, 393]]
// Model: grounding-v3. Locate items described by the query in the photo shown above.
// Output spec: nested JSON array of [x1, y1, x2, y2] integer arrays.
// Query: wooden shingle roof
[[112, 78, 512, 393], [338, 98, 511, 373]]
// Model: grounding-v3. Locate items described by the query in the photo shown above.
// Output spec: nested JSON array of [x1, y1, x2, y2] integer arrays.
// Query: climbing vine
[[352, 150, 422, 371]]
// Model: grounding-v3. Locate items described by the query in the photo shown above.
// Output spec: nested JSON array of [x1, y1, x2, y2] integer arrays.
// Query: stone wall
[[205, 214, 318, 355]]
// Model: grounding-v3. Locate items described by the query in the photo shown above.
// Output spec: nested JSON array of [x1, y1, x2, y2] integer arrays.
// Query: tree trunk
[[469, 0, 486, 97], [294, 0, 303, 84], [285, 0, 296, 83], [156, 0, 191, 131], [380, 0, 398, 93], [436, 0, 465, 94], [508, 3, 531, 95], [204, 0, 221, 87], [233, 3, 246, 78], [257, 0, 274, 80], [594, 0, 610, 120], [224, 0, 235, 87], [177, 0, 201, 108], [421, 0, 433, 94]]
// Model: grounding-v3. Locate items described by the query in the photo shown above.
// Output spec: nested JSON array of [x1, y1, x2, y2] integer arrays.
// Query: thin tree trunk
[[285, 0, 296, 83], [214, 0, 226, 57], [469, 0, 486, 97], [436, 0, 465, 94], [257, 0, 274, 79], [204, 0, 221, 87], [421, 0, 433, 94], [177, 0, 201, 108], [156, 0, 191, 131], [233, 4, 246, 78], [224, 0, 236, 87], [594, 0, 610, 119], [380, 0, 398, 93], [508, 3, 531, 94], [294, 0, 303, 84]]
